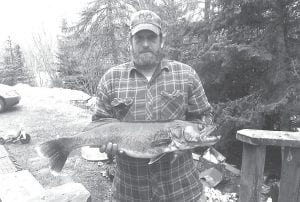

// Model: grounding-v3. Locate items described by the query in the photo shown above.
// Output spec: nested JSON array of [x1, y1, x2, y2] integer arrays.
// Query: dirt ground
[[0, 84, 241, 201], [0, 84, 113, 201]]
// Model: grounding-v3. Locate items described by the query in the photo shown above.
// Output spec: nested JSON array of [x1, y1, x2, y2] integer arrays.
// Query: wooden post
[[278, 147, 300, 202], [239, 143, 266, 202]]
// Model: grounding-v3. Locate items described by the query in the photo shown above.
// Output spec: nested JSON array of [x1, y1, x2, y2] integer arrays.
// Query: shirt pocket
[[159, 90, 185, 120], [111, 97, 134, 120]]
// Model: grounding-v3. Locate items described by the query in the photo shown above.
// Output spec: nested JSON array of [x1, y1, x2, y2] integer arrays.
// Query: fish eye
[[198, 125, 205, 131]]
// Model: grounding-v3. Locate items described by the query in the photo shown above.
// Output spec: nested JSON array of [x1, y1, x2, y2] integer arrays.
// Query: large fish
[[37, 120, 219, 173]]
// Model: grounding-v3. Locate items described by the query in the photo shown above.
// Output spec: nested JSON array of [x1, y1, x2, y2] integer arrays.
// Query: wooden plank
[[239, 143, 266, 202], [237, 129, 300, 147], [223, 162, 241, 176], [0, 170, 44, 202], [278, 147, 300, 202]]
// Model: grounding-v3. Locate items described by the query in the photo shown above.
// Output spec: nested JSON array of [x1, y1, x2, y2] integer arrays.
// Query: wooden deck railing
[[236, 129, 300, 202]]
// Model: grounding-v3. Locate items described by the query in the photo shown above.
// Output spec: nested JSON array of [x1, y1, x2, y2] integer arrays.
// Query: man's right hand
[[100, 142, 121, 156]]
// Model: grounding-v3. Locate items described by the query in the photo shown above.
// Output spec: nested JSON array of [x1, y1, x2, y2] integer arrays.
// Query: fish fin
[[82, 119, 118, 132], [148, 153, 167, 165], [36, 138, 72, 173]]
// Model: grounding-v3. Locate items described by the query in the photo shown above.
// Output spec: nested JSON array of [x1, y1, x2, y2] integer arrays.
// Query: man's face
[[131, 30, 162, 68]]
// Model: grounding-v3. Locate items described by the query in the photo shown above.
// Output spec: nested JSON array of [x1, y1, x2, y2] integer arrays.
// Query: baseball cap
[[130, 10, 162, 36]]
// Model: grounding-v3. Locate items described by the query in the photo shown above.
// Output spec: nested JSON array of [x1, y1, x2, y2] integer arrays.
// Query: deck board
[[237, 129, 300, 147]]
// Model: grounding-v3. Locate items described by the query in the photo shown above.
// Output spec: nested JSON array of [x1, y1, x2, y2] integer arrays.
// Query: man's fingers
[[100, 142, 120, 155], [112, 143, 118, 155], [106, 142, 113, 154], [99, 145, 106, 153]]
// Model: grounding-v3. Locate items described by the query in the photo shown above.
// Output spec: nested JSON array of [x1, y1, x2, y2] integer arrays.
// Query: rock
[[0, 170, 45, 202], [30, 182, 91, 202]]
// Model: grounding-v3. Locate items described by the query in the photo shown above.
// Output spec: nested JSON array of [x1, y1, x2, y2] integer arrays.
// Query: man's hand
[[100, 142, 120, 156]]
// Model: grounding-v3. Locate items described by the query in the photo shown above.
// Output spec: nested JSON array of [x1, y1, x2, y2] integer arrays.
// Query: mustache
[[139, 50, 155, 54]]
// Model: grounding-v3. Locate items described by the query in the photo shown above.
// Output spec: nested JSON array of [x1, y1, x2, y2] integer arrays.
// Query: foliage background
[[1, 0, 299, 167]]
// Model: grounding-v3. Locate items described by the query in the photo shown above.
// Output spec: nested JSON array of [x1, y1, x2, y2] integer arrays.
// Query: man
[[92, 10, 213, 202]]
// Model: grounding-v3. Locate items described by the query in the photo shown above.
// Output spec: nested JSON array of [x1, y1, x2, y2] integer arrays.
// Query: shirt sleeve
[[92, 71, 115, 121], [186, 69, 213, 124]]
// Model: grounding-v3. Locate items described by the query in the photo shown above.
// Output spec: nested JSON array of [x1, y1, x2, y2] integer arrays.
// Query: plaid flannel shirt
[[93, 59, 212, 202]]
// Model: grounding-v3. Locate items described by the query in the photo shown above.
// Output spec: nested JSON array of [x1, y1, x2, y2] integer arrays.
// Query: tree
[[183, 0, 300, 102], [186, 0, 300, 165], [57, 0, 137, 94], [0, 37, 34, 85], [56, 0, 204, 94], [26, 30, 59, 87]]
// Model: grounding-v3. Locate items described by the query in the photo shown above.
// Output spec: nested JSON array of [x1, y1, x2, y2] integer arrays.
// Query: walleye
[[37, 120, 219, 173]]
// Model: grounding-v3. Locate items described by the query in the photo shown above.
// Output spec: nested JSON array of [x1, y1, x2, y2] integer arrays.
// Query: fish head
[[167, 123, 219, 150], [182, 123, 217, 142], [150, 122, 219, 153]]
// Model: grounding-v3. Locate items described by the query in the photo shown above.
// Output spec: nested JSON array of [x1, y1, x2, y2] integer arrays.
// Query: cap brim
[[131, 24, 160, 36]]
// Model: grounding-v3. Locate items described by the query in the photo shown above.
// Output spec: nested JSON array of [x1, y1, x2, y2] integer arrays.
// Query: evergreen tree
[[0, 37, 34, 85], [56, 0, 197, 94], [57, 0, 135, 94], [186, 0, 300, 160]]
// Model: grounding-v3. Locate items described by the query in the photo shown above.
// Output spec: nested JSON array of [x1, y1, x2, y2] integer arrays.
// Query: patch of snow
[[86, 96, 97, 109], [14, 83, 91, 102]]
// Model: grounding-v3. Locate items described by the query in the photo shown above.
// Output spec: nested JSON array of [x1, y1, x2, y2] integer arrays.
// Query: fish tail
[[36, 138, 73, 172]]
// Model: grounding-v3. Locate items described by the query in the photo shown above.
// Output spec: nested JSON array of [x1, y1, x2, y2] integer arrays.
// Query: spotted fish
[[37, 119, 219, 173]]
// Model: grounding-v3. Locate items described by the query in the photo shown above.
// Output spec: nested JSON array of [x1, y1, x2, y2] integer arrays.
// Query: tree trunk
[[203, 0, 211, 44], [269, 0, 289, 85], [107, 2, 119, 65]]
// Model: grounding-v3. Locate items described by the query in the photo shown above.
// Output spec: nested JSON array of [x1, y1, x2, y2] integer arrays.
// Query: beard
[[132, 50, 161, 67]]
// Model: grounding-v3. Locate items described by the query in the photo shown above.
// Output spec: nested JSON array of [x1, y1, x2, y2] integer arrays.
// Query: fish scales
[[77, 122, 169, 154], [37, 120, 219, 173]]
